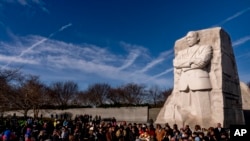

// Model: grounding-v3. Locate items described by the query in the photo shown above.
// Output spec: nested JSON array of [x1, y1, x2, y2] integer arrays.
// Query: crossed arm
[[173, 45, 212, 70]]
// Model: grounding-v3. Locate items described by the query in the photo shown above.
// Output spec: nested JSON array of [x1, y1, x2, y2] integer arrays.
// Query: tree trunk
[[33, 107, 39, 118], [24, 109, 28, 118]]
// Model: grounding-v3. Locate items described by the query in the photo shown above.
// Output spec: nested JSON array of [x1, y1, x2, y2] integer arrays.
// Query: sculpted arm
[[173, 52, 191, 69], [190, 45, 212, 69]]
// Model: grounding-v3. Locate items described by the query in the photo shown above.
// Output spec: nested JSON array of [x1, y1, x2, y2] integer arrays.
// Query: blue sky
[[0, 0, 250, 90]]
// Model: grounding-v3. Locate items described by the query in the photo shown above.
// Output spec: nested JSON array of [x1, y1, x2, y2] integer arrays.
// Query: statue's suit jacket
[[173, 44, 212, 91]]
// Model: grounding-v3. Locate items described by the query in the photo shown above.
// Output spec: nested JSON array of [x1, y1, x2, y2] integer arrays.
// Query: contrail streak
[[59, 23, 72, 31], [2, 23, 73, 69], [118, 52, 139, 71], [232, 36, 250, 47], [143, 68, 173, 83], [139, 58, 164, 73], [151, 68, 173, 79], [212, 7, 250, 26]]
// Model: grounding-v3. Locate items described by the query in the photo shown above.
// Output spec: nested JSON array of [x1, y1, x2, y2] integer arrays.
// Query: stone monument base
[[155, 89, 224, 128]]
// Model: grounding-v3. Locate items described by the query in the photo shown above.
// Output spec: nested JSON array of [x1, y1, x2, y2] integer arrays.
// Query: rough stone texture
[[155, 27, 245, 128], [240, 82, 250, 110]]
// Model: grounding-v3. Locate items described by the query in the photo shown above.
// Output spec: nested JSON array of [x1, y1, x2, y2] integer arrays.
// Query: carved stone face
[[186, 31, 199, 47]]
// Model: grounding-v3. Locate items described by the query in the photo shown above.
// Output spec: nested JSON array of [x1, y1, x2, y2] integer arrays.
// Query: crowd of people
[[0, 114, 230, 141]]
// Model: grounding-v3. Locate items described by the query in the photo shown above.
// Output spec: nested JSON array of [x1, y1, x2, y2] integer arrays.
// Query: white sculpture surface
[[155, 27, 245, 128], [174, 31, 212, 91]]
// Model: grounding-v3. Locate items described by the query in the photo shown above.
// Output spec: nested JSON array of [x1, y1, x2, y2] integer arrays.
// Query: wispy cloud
[[213, 7, 250, 26], [59, 23, 72, 32], [119, 41, 149, 58], [139, 58, 165, 73], [0, 36, 173, 88], [2, 23, 73, 69], [138, 49, 173, 73], [49, 23, 72, 37], [17, 0, 28, 6], [31, 0, 49, 12], [232, 36, 250, 47], [3, 0, 49, 13], [117, 51, 140, 71], [236, 52, 250, 59], [139, 67, 173, 86], [151, 68, 173, 79], [117, 42, 149, 71], [0, 54, 38, 64]]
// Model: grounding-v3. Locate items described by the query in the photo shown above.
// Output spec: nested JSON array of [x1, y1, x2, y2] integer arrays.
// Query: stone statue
[[173, 31, 212, 91], [155, 27, 245, 128]]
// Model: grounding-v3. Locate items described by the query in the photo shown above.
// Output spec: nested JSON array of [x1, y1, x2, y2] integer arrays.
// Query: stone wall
[[3, 107, 148, 123]]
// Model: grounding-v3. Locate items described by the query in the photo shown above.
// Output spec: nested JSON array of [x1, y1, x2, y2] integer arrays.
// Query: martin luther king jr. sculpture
[[155, 27, 245, 128]]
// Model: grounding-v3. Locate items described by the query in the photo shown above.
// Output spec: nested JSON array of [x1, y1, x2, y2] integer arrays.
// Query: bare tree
[[0, 76, 11, 112], [148, 85, 162, 106], [107, 87, 125, 105], [122, 83, 146, 105], [25, 76, 48, 118], [0, 69, 20, 82], [0, 69, 21, 113], [85, 83, 111, 106], [10, 75, 48, 117], [157, 88, 173, 106], [74, 90, 90, 106], [49, 81, 79, 109]]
